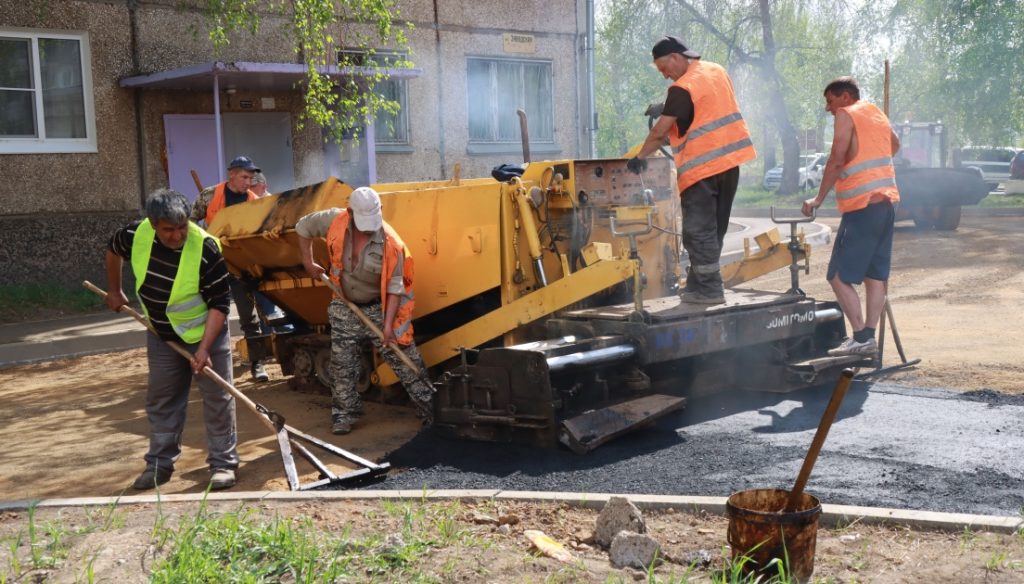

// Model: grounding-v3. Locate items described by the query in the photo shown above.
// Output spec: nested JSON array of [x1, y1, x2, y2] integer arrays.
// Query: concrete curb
[[737, 206, 1024, 218], [2, 489, 1020, 534]]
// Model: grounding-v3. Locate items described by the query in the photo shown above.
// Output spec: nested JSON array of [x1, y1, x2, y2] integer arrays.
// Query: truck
[[209, 157, 858, 452]]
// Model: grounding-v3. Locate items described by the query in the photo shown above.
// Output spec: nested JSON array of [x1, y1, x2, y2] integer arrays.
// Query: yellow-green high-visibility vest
[[131, 219, 216, 343]]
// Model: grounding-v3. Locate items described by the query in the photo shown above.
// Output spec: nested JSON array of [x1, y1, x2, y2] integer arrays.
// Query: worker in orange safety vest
[[627, 36, 757, 305], [802, 77, 901, 357], [189, 156, 269, 381], [296, 187, 434, 435]]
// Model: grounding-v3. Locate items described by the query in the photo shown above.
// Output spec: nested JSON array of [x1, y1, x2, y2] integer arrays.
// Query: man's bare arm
[[635, 115, 677, 160], [802, 110, 854, 216]]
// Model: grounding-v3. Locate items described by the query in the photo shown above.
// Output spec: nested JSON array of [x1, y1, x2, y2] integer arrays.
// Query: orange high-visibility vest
[[669, 60, 756, 193], [205, 182, 257, 225], [834, 101, 900, 213], [326, 210, 417, 346]]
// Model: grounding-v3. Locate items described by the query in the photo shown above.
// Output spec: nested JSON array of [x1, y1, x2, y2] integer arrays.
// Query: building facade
[[0, 0, 593, 287]]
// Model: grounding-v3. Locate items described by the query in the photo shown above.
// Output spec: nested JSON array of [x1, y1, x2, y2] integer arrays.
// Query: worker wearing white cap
[[295, 187, 433, 434]]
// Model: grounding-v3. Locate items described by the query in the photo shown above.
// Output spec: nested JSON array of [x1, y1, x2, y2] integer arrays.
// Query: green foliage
[[0, 283, 103, 323], [198, 0, 411, 145]]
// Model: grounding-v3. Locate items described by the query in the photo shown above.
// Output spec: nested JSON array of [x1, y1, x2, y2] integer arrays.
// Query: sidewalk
[[0, 215, 832, 369], [0, 307, 243, 369]]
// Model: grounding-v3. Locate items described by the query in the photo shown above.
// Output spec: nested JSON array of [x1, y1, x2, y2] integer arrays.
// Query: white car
[[762, 153, 828, 191], [956, 146, 1019, 191]]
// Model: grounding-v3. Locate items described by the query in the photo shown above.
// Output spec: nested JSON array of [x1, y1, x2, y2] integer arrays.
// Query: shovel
[[784, 368, 855, 512], [83, 280, 390, 491]]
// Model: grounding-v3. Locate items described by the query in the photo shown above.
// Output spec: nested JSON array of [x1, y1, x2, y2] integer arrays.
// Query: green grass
[[734, 186, 826, 209], [0, 282, 104, 323], [150, 498, 490, 583], [979, 192, 1024, 208]]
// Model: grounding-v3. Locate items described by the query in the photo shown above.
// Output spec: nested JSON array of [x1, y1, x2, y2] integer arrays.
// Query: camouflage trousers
[[328, 299, 433, 421]]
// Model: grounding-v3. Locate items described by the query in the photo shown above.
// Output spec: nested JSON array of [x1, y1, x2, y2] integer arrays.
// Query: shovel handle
[[317, 274, 425, 379], [82, 280, 281, 436], [785, 368, 855, 511]]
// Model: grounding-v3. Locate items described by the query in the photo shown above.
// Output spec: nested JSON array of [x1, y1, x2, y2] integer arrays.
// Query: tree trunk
[[758, 0, 801, 195]]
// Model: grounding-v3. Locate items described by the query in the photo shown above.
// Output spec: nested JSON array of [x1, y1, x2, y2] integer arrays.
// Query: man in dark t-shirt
[[105, 189, 239, 491]]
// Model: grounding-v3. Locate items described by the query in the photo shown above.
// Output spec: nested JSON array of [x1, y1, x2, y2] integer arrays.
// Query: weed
[[959, 525, 977, 549], [5, 529, 24, 578]]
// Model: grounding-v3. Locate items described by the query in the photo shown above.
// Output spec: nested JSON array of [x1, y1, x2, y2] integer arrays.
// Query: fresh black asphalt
[[354, 381, 1024, 517]]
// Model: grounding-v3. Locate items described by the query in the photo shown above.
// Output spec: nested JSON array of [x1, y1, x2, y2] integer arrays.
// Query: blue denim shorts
[[827, 200, 896, 284]]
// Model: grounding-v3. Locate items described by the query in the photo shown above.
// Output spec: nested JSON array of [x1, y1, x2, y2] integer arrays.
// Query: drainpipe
[[585, 0, 597, 158], [432, 0, 447, 179], [128, 0, 146, 207], [213, 71, 225, 182]]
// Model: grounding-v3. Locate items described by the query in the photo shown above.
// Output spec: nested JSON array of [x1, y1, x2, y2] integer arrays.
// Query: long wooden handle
[[785, 368, 855, 511], [82, 280, 280, 436], [190, 169, 204, 194], [317, 274, 423, 377]]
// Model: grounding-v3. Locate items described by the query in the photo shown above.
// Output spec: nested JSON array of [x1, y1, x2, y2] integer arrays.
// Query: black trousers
[[681, 166, 739, 295]]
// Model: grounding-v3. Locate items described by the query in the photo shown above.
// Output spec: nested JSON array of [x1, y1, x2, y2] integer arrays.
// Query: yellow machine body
[[210, 157, 806, 388]]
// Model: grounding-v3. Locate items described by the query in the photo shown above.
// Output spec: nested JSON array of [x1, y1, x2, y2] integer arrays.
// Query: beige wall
[[0, 1, 138, 215], [0, 0, 588, 286]]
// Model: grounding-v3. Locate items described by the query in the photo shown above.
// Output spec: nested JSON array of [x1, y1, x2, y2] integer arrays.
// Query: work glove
[[626, 157, 648, 174]]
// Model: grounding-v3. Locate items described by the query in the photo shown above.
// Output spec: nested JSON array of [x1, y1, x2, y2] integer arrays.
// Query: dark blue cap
[[228, 156, 260, 173]]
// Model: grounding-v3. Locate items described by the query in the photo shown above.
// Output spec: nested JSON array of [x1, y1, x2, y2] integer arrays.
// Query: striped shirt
[[108, 220, 232, 342]]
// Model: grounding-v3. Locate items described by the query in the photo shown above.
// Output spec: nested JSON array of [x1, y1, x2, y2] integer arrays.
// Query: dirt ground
[[2, 498, 1022, 583], [0, 216, 1022, 581], [1, 216, 1022, 502]]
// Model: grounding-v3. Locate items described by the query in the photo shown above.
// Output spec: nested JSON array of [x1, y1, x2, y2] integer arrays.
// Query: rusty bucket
[[726, 488, 822, 582]]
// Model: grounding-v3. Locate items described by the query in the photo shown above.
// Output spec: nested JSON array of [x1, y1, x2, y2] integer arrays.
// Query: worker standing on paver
[[802, 77, 901, 356], [295, 187, 433, 435], [627, 35, 757, 305], [190, 156, 270, 382], [105, 189, 239, 490]]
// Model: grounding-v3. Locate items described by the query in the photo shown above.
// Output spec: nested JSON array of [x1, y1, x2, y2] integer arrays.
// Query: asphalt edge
[[2, 489, 1020, 534]]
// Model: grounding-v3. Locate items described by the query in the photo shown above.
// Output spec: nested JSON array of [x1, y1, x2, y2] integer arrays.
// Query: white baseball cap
[[349, 186, 383, 232]]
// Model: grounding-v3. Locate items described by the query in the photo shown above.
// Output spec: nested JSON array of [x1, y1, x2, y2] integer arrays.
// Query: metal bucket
[[726, 488, 822, 582]]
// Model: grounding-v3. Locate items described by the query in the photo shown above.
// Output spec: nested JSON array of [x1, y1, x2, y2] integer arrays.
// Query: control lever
[[770, 206, 815, 296]]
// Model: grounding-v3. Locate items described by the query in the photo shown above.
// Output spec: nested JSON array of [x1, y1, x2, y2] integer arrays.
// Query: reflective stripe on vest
[[668, 60, 756, 193], [834, 101, 900, 213], [326, 210, 418, 346], [131, 220, 214, 344]]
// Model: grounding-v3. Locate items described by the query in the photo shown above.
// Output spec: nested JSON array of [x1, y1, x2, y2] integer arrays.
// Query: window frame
[[465, 56, 555, 147], [337, 47, 411, 149], [0, 27, 97, 154]]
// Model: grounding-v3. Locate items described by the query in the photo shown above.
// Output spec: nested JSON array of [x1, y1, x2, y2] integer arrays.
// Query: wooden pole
[[190, 169, 204, 194], [83, 280, 279, 436], [785, 369, 854, 511]]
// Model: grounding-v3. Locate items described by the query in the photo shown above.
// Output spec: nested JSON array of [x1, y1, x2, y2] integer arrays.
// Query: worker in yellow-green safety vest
[[105, 189, 239, 492]]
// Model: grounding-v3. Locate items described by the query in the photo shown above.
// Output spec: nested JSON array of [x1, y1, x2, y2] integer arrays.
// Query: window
[[338, 48, 409, 147], [0, 29, 95, 153], [467, 57, 553, 143]]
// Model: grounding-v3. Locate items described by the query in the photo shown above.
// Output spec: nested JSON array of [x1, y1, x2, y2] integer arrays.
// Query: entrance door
[[164, 112, 297, 201], [222, 112, 296, 192], [165, 114, 219, 202]]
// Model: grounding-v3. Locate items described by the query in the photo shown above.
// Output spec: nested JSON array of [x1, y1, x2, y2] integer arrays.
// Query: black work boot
[[251, 361, 269, 382], [132, 466, 173, 490]]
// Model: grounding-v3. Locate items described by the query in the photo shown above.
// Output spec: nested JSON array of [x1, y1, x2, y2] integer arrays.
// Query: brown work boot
[[331, 415, 354, 435]]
